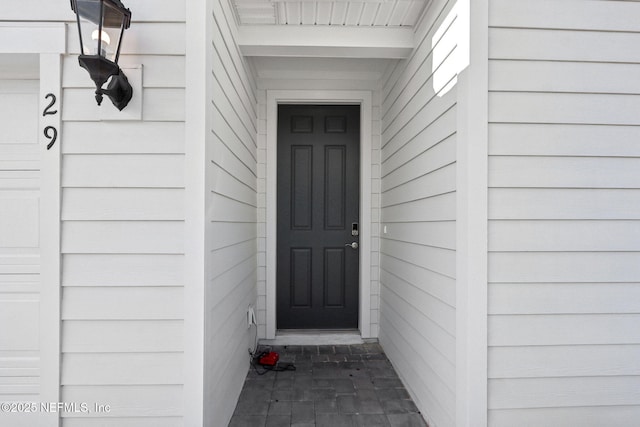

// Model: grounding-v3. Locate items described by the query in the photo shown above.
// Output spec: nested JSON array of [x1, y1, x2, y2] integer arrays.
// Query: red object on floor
[[258, 352, 279, 366]]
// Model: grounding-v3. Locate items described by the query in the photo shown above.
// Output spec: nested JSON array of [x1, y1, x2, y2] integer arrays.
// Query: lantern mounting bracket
[[78, 55, 132, 110]]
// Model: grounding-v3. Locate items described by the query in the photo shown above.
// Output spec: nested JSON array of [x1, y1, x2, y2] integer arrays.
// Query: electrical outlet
[[247, 305, 256, 329]]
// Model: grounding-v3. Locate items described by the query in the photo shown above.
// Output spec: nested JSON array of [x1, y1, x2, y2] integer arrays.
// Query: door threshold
[[261, 330, 367, 346]]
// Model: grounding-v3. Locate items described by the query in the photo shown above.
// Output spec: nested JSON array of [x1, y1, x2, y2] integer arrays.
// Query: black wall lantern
[[70, 0, 133, 110]]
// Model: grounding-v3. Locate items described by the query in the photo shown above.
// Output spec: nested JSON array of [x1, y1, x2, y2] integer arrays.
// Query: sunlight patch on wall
[[432, 0, 470, 97]]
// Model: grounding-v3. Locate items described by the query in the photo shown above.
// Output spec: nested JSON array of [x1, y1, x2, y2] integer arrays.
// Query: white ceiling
[[233, 0, 429, 27]]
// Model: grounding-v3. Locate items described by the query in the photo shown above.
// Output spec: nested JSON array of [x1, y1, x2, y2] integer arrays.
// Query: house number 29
[[42, 93, 58, 150]]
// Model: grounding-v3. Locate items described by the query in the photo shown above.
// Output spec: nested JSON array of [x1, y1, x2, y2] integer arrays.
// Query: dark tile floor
[[229, 343, 427, 427]]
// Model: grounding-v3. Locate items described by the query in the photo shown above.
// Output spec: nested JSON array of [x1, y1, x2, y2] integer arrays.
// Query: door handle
[[345, 242, 359, 249]]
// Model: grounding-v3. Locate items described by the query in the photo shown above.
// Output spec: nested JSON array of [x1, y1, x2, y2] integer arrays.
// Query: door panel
[[277, 105, 360, 329], [291, 248, 312, 307], [291, 146, 312, 229], [325, 146, 346, 229]]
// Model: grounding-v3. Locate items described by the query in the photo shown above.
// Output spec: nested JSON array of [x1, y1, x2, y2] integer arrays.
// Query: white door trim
[[0, 24, 65, 54], [184, 0, 209, 424], [265, 90, 373, 339], [455, 0, 489, 426], [38, 52, 63, 427]]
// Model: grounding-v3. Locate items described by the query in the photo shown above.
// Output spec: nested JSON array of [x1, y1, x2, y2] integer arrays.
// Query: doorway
[[276, 105, 360, 329]]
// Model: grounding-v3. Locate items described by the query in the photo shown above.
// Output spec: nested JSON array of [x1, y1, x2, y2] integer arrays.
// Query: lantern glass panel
[[101, 1, 126, 62], [75, 0, 100, 56], [75, 0, 125, 63]]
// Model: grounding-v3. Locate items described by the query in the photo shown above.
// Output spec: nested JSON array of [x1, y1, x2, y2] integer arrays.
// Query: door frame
[[266, 90, 373, 339]]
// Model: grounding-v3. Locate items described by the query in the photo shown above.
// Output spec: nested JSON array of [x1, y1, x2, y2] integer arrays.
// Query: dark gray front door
[[277, 105, 360, 329]]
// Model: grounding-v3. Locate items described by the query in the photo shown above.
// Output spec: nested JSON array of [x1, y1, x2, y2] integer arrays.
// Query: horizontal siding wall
[[59, 4, 186, 426], [206, 0, 258, 425], [488, 1, 640, 425], [379, 0, 458, 426]]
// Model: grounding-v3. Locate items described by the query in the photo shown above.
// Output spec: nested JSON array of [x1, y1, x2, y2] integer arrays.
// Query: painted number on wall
[[42, 93, 58, 150]]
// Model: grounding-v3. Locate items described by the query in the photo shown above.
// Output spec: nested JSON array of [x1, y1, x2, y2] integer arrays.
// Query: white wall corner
[[455, 0, 489, 426], [184, 0, 208, 424]]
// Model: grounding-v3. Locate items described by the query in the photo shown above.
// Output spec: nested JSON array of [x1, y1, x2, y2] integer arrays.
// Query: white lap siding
[[59, 3, 187, 426], [488, 0, 640, 425], [207, 0, 259, 425], [379, 0, 458, 426]]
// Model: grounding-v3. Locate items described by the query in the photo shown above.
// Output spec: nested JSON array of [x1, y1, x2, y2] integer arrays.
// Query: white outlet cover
[[247, 306, 257, 328]]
